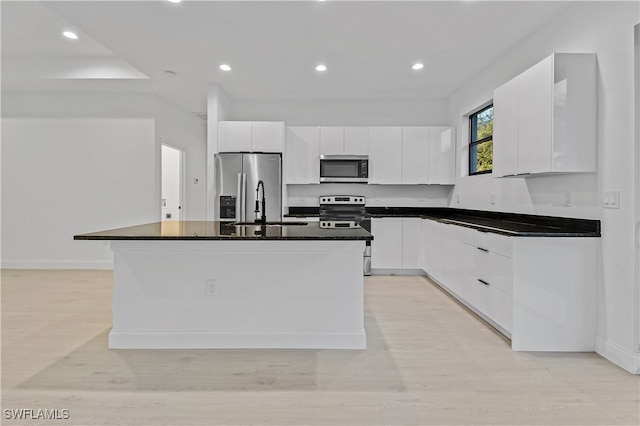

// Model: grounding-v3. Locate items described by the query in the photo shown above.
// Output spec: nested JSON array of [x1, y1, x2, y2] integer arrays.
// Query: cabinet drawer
[[475, 249, 513, 294], [489, 286, 513, 333], [474, 231, 512, 257], [464, 274, 513, 334], [463, 273, 489, 314]]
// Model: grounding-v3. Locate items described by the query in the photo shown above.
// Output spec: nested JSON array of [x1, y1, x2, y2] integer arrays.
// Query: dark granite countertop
[[74, 221, 373, 241], [286, 207, 600, 237]]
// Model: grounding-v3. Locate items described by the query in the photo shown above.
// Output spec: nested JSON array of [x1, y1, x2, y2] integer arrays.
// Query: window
[[469, 104, 493, 175]]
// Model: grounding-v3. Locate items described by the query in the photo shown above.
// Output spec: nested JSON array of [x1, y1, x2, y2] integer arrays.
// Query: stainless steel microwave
[[319, 155, 368, 183]]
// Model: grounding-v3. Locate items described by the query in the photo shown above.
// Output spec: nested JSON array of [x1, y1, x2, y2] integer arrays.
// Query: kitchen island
[[74, 221, 373, 350]]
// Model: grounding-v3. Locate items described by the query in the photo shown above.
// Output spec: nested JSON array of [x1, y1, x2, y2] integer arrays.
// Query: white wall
[[154, 96, 207, 221], [1, 92, 206, 268], [206, 84, 233, 220], [1, 93, 157, 268], [447, 2, 639, 373], [286, 184, 452, 210], [230, 98, 449, 126]]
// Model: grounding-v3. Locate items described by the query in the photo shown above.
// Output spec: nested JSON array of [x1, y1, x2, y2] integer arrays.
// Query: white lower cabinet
[[421, 218, 597, 351], [371, 218, 403, 269], [401, 218, 422, 269], [281, 216, 319, 223], [462, 233, 513, 334], [371, 217, 422, 270], [421, 219, 446, 283]]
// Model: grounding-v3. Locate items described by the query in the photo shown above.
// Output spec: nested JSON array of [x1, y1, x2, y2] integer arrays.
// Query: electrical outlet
[[205, 279, 217, 296], [564, 192, 572, 206], [456, 194, 461, 204], [603, 190, 620, 209], [490, 193, 496, 204]]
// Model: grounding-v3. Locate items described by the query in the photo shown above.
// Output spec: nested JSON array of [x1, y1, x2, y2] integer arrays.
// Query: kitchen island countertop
[[74, 220, 373, 241]]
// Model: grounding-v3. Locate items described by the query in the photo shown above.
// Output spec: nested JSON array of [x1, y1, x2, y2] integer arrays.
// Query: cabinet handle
[[477, 279, 490, 286], [476, 247, 489, 252]]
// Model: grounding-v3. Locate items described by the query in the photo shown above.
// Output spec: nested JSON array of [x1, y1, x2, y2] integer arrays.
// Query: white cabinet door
[[422, 219, 446, 283], [319, 127, 344, 155], [402, 218, 422, 268], [428, 127, 455, 184], [493, 53, 595, 177], [343, 127, 369, 155], [402, 127, 429, 184], [251, 121, 284, 153], [219, 121, 252, 152], [493, 77, 519, 177], [517, 56, 553, 174], [369, 127, 402, 184], [443, 224, 475, 298], [371, 218, 402, 269], [285, 127, 320, 184]]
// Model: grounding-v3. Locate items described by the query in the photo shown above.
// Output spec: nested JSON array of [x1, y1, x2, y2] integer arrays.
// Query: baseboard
[[1, 259, 113, 270], [109, 330, 367, 350], [595, 335, 640, 374], [371, 268, 425, 276]]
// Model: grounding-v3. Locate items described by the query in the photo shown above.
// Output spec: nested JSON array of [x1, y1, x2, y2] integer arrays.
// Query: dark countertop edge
[[286, 207, 601, 238], [74, 236, 373, 241]]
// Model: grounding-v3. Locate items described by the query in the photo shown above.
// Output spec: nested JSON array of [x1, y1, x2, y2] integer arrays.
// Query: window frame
[[468, 104, 494, 176]]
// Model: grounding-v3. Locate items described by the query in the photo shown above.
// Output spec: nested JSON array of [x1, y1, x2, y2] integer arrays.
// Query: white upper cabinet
[[219, 121, 252, 152], [493, 77, 519, 177], [343, 127, 369, 155], [427, 126, 456, 184], [493, 53, 596, 177], [401, 127, 429, 184], [251, 121, 284, 153], [285, 127, 320, 184], [369, 127, 402, 184], [401, 126, 455, 185], [320, 127, 369, 155], [218, 121, 284, 153], [319, 127, 344, 155]]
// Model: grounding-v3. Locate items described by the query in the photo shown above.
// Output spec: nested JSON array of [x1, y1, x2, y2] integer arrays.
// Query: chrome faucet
[[255, 180, 267, 226]]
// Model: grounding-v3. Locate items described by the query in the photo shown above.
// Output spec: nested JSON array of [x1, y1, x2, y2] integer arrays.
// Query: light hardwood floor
[[1, 269, 638, 425]]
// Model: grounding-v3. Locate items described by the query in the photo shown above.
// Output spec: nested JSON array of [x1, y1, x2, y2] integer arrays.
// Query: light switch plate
[[603, 190, 620, 209]]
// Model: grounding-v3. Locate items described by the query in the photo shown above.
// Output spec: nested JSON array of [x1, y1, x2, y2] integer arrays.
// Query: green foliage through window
[[469, 105, 493, 175]]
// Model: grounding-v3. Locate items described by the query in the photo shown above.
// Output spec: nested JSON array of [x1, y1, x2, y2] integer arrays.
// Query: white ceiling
[[2, 0, 584, 116]]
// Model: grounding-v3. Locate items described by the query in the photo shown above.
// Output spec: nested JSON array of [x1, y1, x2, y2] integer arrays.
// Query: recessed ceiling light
[[167, 0, 182, 3], [219, 64, 232, 71], [315, 64, 327, 72], [62, 31, 78, 40], [412, 63, 424, 70]]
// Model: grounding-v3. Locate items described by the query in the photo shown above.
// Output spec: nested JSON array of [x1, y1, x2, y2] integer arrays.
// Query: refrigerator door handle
[[239, 173, 247, 221], [236, 173, 243, 222]]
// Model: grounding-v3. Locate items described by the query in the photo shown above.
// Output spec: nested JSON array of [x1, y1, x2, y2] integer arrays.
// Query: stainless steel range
[[319, 195, 371, 275]]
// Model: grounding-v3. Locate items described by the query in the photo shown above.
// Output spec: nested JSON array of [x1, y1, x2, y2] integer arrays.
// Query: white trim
[[596, 335, 640, 374], [109, 330, 367, 350], [633, 22, 640, 378], [371, 268, 425, 276], [1, 259, 113, 270]]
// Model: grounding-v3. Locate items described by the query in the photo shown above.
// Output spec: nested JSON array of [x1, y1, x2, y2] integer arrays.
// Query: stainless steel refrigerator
[[214, 153, 282, 222]]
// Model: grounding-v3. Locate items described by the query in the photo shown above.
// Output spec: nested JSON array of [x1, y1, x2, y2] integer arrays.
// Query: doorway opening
[[161, 144, 184, 221]]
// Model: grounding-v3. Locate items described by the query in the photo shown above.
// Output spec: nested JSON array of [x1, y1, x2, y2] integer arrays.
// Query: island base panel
[[109, 240, 367, 349]]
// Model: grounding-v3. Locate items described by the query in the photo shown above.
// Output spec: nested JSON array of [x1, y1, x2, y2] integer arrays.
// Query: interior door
[[161, 144, 183, 221]]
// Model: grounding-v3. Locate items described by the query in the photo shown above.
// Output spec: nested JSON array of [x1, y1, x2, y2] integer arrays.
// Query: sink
[[229, 221, 308, 227]]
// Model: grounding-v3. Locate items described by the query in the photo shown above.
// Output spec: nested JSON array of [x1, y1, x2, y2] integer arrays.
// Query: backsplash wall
[[285, 184, 453, 211]]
